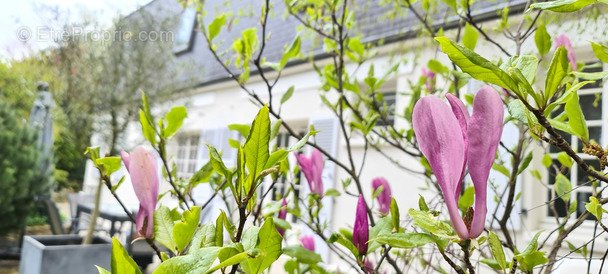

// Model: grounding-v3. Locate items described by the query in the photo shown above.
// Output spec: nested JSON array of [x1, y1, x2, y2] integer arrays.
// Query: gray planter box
[[19, 235, 112, 274]]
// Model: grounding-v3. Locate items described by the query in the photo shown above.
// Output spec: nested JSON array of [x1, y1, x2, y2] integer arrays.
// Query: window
[[173, 7, 196, 54], [374, 90, 396, 127], [271, 132, 304, 215], [174, 134, 200, 178], [546, 61, 605, 220]]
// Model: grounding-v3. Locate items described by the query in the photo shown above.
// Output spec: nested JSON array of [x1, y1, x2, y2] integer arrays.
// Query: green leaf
[[368, 217, 392, 253], [530, 0, 597, 12], [287, 127, 319, 152], [428, 59, 450, 74], [270, 119, 282, 141], [154, 206, 176, 252], [228, 124, 251, 139], [154, 247, 220, 274], [435, 37, 519, 94], [325, 188, 341, 197], [555, 173, 572, 203], [85, 146, 101, 162], [418, 195, 429, 212], [206, 251, 248, 274], [462, 23, 479, 50], [545, 47, 569, 102], [572, 70, 608, 81], [585, 196, 603, 219], [164, 106, 187, 138], [458, 185, 475, 212], [264, 149, 288, 170], [328, 233, 359, 257], [534, 24, 551, 56], [241, 226, 261, 251], [95, 157, 122, 176], [190, 223, 216, 252], [480, 259, 503, 270], [492, 163, 511, 178], [281, 86, 295, 104], [208, 14, 226, 41], [244, 106, 271, 183], [208, 145, 234, 183], [111, 176, 126, 193], [591, 42, 608, 63], [391, 198, 400, 231], [373, 233, 436, 249], [139, 109, 156, 146], [518, 151, 534, 175], [408, 208, 455, 238], [282, 245, 323, 264], [557, 152, 573, 168], [372, 185, 385, 199], [280, 36, 301, 69], [515, 232, 548, 272], [246, 218, 283, 274], [565, 91, 589, 140], [95, 266, 112, 274], [488, 232, 507, 270], [215, 213, 224, 247], [501, 55, 538, 85], [542, 154, 553, 168], [110, 237, 142, 274], [173, 206, 201, 254]]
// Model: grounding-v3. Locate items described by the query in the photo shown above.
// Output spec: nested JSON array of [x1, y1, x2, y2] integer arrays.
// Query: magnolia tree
[[93, 0, 608, 273]]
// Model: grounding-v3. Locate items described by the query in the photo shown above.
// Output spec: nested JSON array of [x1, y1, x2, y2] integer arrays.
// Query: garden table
[[76, 203, 137, 237]]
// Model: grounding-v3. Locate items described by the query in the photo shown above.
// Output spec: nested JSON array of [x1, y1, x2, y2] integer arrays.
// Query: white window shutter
[[300, 115, 340, 262], [193, 127, 238, 223], [487, 114, 521, 230]]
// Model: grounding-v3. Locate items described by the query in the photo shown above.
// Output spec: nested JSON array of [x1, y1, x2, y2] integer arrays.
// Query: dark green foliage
[[0, 100, 48, 235]]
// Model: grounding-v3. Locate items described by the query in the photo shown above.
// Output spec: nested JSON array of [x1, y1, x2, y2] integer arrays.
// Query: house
[[82, 0, 608, 271]]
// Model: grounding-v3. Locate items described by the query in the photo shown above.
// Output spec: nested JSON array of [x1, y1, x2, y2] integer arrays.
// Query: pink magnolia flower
[[422, 67, 436, 91], [353, 194, 369, 255], [363, 259, 375, 273], [301, 235, 315, 251], [121, 146, 159, 238], [555, 34, 577, 71], [294, 149, 324, 196], [371, 177, 392, 215], [412, 87, 504, 239], [277, 198, 288, 236]]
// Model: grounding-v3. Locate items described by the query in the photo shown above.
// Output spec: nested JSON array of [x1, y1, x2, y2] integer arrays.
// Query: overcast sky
[[0, 0, 151, 60]]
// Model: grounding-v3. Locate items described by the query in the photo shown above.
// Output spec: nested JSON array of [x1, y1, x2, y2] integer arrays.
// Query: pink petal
[[311, 149, 324, 195], [277, 198, 287, 236], [129, 146, 159, 238], [353, 195, 369, 255], [446, 93, 471, 198], [412, 96, 469, 239], [555, 34, 577, 71], [301, 236, 315, 251], [467, 86, 504, 238], [294, 152, 315, 193], [372, 177, 391, 214], [135, 205, 154, 238], [121, 150, 130, 173]]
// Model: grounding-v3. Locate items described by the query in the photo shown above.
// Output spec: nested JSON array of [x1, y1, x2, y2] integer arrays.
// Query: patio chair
[[40, 198, 65, 235], [67, 192, 105, 234]]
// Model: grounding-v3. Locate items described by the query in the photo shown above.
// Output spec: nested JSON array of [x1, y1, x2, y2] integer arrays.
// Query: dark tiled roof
[[133, 0, 527, 89]]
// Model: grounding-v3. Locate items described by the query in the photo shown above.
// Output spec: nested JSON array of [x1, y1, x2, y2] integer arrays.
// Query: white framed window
[[174, 134, 200, 178], [545, 61, 606, 221], [374, 90, 397, 127]]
